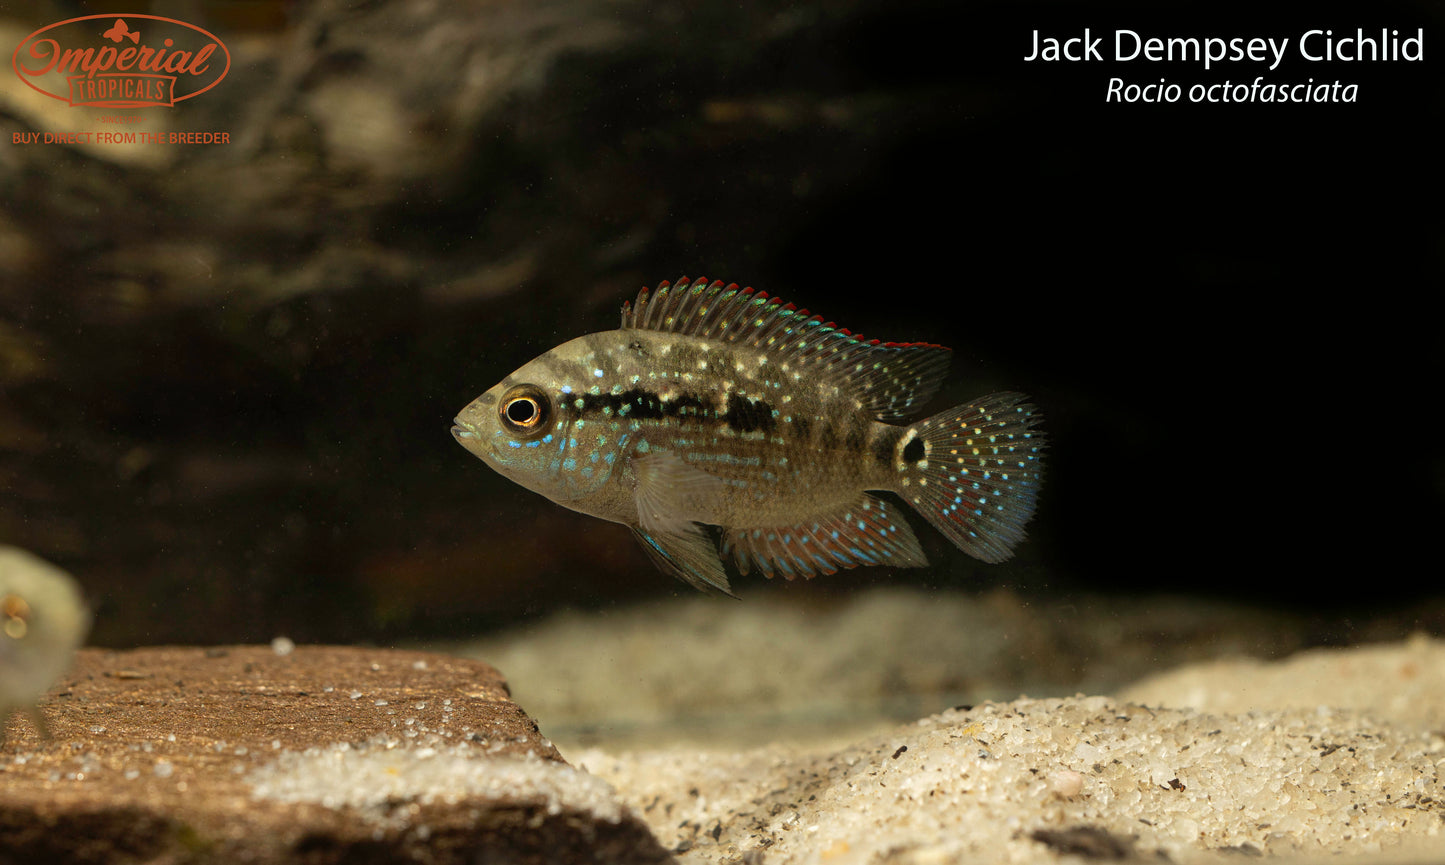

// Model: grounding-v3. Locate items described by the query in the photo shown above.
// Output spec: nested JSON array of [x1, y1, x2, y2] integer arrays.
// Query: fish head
[[452, 337, 614, 507]]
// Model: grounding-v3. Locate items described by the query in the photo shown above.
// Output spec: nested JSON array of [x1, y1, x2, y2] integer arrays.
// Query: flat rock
[[0, 646, 670, 864]]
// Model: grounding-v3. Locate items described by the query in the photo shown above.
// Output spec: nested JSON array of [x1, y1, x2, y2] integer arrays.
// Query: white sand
[[251, 735, 625, 825], [1122, 632, 1445, 732], [431, 589, 1443, 863], [577, 695, 1443, 864]]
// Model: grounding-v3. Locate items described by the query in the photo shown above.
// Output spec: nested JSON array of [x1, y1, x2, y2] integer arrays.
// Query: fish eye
[[499, 384, 551, 438]]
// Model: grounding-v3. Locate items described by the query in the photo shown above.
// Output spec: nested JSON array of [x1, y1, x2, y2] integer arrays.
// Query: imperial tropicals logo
[[12, 14, 230, 108]]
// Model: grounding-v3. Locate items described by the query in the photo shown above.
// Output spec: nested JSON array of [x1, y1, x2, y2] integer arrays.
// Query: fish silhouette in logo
[[102, 19, 140, 44]]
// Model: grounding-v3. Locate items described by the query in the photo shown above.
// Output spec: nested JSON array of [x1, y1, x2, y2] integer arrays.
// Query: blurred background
[[1, 0, 1442, 652]]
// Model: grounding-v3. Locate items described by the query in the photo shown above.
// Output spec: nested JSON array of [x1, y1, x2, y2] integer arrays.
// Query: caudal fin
[[893, 392, 1045, 563]]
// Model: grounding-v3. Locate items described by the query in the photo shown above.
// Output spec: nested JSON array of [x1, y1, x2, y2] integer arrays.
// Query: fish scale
[[453, 277, 1045, 595]]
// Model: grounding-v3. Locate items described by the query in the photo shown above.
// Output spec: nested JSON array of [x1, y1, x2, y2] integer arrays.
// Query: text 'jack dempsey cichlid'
[[452, 278, 1045, 596]]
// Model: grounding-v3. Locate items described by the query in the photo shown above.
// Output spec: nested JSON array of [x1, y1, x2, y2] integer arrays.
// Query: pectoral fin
[[632, 451, 726, 530]]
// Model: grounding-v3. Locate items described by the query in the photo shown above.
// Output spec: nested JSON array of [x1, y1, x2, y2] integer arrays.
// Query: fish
[[0, 547, 90, 743], [102, 19, 141, 44], [452, 277, 1044, 596]]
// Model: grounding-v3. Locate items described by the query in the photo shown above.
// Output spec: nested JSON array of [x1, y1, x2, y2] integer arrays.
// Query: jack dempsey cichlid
[[452, 278, 1044, 596], [0, 547, 90, 742]]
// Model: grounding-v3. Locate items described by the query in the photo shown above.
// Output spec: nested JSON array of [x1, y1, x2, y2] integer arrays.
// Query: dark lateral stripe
[[724, 393, 775, 433], [579, 388, 711, 421]]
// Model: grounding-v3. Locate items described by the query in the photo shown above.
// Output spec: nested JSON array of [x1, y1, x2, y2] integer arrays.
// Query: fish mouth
[[451, 419, 478, 441]]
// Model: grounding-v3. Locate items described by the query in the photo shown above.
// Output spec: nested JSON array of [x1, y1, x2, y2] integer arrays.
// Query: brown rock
[[0, 646, 672, 864]]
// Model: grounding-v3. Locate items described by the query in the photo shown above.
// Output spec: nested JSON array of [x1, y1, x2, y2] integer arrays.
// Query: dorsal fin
[[620, 277, 952, 421]]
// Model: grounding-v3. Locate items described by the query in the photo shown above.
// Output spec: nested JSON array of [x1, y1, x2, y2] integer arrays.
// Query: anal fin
[[722, 493, 927, 580]]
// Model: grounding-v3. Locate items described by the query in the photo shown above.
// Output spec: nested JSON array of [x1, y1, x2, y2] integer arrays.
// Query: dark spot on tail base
[[902, 437, 925, 464]]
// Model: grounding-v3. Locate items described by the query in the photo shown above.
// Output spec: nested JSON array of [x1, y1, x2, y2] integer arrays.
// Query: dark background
[[1, 0, 1441, 646]]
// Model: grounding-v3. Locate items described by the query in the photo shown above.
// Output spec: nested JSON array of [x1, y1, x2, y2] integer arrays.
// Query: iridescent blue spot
[[593, 369, 604, 378], [506, 440, 521, 449], [637, 440, 651, 454], [604, 452, 616, 465], [542, 434, 554, 444], [561, 385, 572, 395], [589, 451, 599, 463], [581, 465, 594, 478], [563, 458, 577, 471]]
